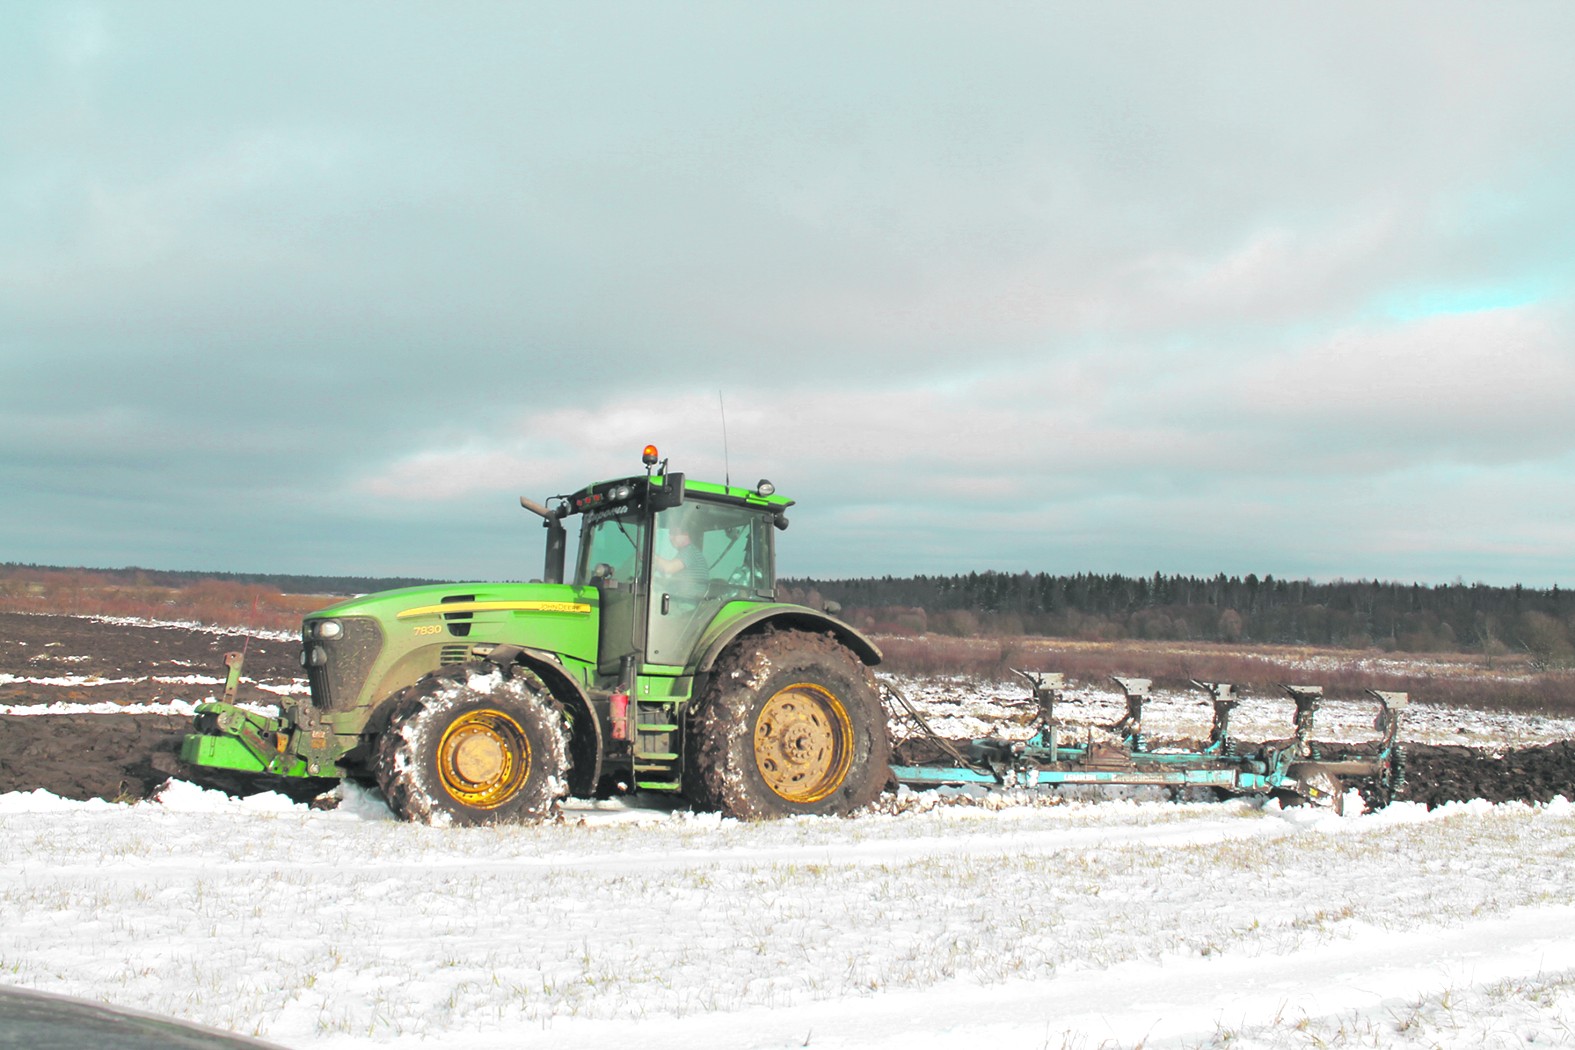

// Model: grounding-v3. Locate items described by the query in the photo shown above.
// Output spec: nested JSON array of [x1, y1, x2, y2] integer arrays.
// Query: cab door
[[574, 509, 647, 679], [645, 501, 764, 666]]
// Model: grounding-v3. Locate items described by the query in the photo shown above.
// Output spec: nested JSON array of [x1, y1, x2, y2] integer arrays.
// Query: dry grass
[[0, 566, 332, 633]]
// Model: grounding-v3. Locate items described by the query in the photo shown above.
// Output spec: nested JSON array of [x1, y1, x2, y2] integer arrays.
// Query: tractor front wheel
[[688, 630, 889, 820], [374, 663, 569, 825]]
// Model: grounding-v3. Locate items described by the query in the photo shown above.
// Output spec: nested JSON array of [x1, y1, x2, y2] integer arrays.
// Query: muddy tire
[[374, 663, 569, 826], [688, 629, 888, 820]]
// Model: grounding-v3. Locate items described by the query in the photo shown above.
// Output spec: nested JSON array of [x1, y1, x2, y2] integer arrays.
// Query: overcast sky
[[3, 3, 1573, 586]]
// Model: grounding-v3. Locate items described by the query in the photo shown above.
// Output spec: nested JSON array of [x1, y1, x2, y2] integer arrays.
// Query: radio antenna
[[719, 390, 731, 487]]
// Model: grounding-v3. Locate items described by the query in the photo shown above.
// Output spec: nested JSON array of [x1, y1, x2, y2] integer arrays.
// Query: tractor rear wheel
[[688, 629, 888, 820], [374, 663, 569, 825]]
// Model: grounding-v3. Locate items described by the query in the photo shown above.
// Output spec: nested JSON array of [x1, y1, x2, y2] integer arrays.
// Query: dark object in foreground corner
[[0, 985, 287, 1050]]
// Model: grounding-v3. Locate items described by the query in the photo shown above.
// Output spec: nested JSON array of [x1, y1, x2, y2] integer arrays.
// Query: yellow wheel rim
[[753, 683, 854, 804], [436, 708, 531, 809]]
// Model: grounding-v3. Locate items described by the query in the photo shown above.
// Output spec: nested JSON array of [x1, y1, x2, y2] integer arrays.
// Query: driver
[[653, 524, 709, 599]]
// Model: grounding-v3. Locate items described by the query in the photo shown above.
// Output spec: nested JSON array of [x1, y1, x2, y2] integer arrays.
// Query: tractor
[[181, 447, 890, 823]]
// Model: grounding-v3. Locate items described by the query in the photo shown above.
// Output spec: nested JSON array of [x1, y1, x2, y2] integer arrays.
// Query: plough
[[885, 671, 1408, 811]]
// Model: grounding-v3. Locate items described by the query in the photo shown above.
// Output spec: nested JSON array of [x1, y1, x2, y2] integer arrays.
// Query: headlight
[[314, 620, 344, 640]]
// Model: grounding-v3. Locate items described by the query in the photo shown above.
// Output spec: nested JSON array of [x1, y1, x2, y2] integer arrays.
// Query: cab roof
[[562, 473, 792, 517]]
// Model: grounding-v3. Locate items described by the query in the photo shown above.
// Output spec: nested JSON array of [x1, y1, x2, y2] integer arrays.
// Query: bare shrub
[[0, 566, 331, 632]]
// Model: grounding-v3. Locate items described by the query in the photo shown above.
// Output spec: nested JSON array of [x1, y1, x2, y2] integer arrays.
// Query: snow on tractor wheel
[[689, 629, 889, 820], [374, 663, 569, 826]]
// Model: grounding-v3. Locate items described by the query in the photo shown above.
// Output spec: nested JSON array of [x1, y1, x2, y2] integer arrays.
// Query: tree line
[[781, 571, 1575, 666]]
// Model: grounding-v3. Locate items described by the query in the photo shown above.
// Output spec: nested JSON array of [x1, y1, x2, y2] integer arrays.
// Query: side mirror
[[519, 496, 555, 521], [521, 495, 567, 585], [650, 472, 685, 510]]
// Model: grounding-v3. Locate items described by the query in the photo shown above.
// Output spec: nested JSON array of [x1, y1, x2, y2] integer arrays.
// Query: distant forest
[[781, 572, 1575, 667]]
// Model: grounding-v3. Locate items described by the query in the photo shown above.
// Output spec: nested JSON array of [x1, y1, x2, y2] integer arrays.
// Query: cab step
[[632, 699, 684, 793]]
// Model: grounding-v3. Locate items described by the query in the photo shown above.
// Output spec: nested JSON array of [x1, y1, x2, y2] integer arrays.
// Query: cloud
[[1222, 305, 1575, 464], [3, 4, 1575, 584]]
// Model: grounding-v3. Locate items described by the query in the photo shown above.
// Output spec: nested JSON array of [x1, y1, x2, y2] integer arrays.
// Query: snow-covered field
[[3, 782, 1574, 1049], [5, 619, 1575, 1048]]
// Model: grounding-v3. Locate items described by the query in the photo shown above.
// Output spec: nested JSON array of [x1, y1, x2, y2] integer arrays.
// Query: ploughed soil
[[0, 612, 334, 803], [5, 611, 1575, 809]]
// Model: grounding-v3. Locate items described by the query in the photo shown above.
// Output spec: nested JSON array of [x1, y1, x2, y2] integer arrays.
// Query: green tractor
[[181, 448, 889, 823]]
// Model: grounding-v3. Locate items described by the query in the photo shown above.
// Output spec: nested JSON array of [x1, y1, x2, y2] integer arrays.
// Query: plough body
[[887, 672, 1408, 809]]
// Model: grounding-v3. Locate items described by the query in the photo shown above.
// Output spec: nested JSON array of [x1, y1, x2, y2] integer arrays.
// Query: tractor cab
[[542, 449, 791, 681], [575, 481, 785, 673]]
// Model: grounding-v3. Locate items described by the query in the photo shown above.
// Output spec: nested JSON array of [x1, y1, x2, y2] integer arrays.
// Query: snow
[[0, 665, 301, 715], [5, 617, 1574, 1046], [77, 613, 298, 643], [2, 784, 1573, 1049], [0, 696, 282, 717], [0, 672, 143, 688], [0, 672, 225, 688]]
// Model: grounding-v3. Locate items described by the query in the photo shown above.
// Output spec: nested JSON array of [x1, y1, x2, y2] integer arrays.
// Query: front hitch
[[180, 651, 345, 778]]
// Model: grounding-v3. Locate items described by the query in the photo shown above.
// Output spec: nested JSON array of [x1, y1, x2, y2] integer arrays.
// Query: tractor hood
[[310, 581, 594, 621], [306, 580, 601, 670]]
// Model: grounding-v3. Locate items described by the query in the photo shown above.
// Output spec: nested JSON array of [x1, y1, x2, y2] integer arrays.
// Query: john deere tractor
[[181, 448, 889, 823]]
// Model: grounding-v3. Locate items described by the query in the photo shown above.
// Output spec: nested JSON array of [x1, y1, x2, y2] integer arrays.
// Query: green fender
[[693, 603, 882, 675]]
